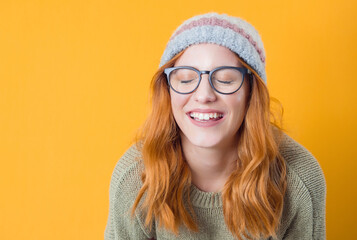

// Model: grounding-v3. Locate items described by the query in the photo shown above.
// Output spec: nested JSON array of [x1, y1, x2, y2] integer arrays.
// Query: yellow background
[[1, 0, 356, 239]]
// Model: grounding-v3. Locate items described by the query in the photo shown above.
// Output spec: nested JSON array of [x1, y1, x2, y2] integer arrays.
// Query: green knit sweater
[[104, 133, 326, 240]]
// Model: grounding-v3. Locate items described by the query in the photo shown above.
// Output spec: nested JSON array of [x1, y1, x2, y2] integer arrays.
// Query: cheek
[[170, 91, 190, 117], [233, 81, 250, 113], [225, 90, 250, 120]]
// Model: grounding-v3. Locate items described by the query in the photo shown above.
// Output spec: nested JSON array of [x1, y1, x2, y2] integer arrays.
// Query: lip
[[186, 108, 225, 128], [187, 108, 224, 114]]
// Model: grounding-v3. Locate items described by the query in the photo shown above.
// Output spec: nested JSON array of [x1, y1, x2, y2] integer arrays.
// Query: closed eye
[[180, 79, 195, 84], [217, 80, 233, 84]]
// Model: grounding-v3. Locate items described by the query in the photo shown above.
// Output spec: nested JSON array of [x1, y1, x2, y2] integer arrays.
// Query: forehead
[[174, 43, 241, 69]]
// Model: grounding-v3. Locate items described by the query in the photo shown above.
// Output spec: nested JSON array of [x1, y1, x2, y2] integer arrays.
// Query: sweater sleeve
[[104, 146, 155, 240], [280, 134, 327, 240]]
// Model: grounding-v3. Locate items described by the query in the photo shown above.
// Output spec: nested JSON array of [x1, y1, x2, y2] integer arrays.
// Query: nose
[[193, 74, 217, 103]]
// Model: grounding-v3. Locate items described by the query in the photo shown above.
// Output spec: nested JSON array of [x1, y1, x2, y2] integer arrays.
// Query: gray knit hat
[[159, 12, 267, 83]]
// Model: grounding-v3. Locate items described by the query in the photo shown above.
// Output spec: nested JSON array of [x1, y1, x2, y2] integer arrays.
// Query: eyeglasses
[[164, 66, 251, 95]]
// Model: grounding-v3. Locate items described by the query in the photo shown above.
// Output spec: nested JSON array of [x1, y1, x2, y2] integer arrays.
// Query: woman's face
[[170, 43, 251, 149]]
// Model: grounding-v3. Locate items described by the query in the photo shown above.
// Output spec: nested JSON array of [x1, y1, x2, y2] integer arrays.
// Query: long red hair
[[132, 50, 287, 240]]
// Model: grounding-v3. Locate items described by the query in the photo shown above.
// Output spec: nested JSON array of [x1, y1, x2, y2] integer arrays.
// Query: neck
[[181, 136, 238, 193]]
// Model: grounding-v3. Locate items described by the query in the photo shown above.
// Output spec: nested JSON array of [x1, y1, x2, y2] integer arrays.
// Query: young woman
[[105, 13, 326, 240]]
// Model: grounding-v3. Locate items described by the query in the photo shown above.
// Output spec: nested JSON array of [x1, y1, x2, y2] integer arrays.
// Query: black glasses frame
[[164, 66, 251, 95]]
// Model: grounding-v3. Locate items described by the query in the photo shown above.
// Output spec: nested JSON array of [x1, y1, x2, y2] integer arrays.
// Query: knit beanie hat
[[159, 12, 267, 83]]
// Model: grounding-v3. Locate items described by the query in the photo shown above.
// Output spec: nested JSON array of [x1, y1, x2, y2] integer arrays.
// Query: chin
[[184, 134, 224, 149]]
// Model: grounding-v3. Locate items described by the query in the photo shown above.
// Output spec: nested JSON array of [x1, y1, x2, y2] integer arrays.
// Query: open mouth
[[188, 112, 224, 122]]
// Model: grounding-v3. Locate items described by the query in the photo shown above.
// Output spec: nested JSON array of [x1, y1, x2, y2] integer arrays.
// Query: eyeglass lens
[[169, 68, 244, 94]]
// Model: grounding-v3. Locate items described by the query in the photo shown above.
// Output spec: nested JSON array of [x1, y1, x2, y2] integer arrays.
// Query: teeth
[[189, 112, 223, 121]]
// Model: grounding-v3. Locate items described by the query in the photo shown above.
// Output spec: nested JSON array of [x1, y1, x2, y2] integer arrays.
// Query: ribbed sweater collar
[[189, 184, 223, 208]]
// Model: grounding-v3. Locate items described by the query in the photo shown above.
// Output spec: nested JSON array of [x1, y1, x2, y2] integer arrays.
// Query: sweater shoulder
[[279, 133, 326, 212], [107, 145, 154, 237], [110, 144, 143, 186], [109, 144, 145, 204], [278, 134, 327, 239], [280, 134, 325, 185]]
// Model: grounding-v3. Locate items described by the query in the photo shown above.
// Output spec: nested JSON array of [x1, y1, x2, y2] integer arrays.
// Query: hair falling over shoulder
[[132, 52, 287, 240]]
